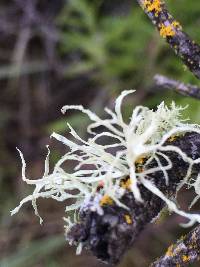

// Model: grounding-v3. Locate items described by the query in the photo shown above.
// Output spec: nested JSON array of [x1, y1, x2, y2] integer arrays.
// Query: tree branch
[[136, 0, 200, 80], [154, 74, 200, 99], [150, 224, 200, 267], [67, 132, 200, 265]]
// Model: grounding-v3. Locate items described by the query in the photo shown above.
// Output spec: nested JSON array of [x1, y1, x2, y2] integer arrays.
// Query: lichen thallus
[[11, 90, 200, 254]]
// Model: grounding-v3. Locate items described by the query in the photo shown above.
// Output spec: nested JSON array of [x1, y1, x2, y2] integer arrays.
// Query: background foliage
[[0, 0, 200, 266]]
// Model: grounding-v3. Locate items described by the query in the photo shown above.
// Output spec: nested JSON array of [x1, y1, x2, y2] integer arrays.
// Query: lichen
[[172, 20, 182, 30], [182, 255, 190, 262], [166, 244, 174, 257], [124, 214, 132, 224], [159, 24, 176, 38], [144, 0, 162, 16], [120, 177, 132, 190], [11, 90, 200, 253], [100, 194, 114, 206], [159, 21, 182, 38]]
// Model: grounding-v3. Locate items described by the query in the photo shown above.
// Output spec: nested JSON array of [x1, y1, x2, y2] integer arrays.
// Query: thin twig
[[150, 224, 200, 267], [136, 0, 200, 80], [154, 74, 200, 99]]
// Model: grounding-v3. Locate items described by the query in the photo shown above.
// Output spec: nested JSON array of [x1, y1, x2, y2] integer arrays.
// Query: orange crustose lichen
[[135, 156, 146, 165], [120, 177, 132, 190], [166, 244, 174, 257], [182, 255, 190, 262], [144, 0, 162, 16], [159, 24, 176, 38], [135, 156, 146, 173], [124, 214, 132, 224], [172, 20, 182, 30], [167, 134, 179, 143], [100, 195, 113, 206]]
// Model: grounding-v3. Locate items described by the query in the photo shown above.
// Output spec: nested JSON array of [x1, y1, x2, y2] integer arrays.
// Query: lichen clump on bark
[[11, 90, 200, 261]]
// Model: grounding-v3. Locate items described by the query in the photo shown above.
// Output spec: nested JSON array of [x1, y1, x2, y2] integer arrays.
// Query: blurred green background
[[0, 0, 200, 266]]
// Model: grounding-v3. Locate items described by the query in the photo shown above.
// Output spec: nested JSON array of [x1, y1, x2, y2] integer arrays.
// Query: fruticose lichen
[[11, 90, 200, 254]]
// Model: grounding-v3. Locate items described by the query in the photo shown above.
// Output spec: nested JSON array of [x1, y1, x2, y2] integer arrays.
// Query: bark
[[150, 224, 200, 267], [154, 74, 200, 99]]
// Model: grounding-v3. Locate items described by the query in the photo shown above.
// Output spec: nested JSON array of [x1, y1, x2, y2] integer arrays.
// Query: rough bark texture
[[154, 74, 200, 99], [67, 132, 200, 265], [150, 225, 200, 267], [137, 0, 200, 80]]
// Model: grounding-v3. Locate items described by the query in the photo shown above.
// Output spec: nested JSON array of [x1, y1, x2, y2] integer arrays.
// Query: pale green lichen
[[11, 90, 200, 239]]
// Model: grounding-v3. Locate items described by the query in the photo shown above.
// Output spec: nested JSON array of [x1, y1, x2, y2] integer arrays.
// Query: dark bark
[[67, 132, 200, 265], [150, 224, 200, 267], [136, 0, 200, 80]]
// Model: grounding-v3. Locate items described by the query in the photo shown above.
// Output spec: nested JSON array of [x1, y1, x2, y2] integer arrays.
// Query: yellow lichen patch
[[166, 244, 174, 257], [144, 0, 162, 16], [136, 166, 144, 173], [172, 20, 182, 30], [167, 133, 185, 143], [120, 177, 132, 190], [124, 214, 132, 224], [167, 135, 178, 142], [135, 156, 146, 165], [135, 156, 147, 173], [100, 194, 113, 206], [182, 255, 190, 262], [159, 24, 176, 38]]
